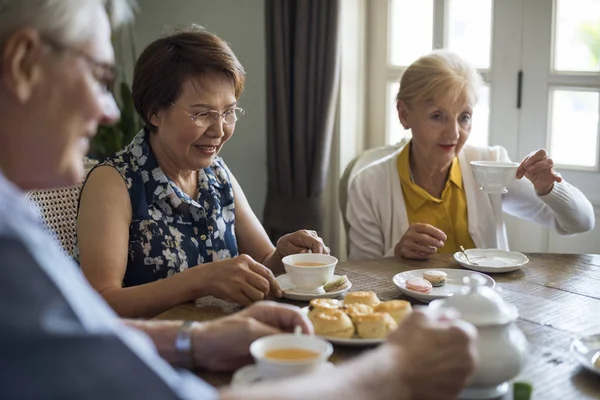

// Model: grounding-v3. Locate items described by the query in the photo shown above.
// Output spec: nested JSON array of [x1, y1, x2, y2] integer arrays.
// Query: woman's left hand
[[275, 229, 330, 258], [516, 149, 562, 196]]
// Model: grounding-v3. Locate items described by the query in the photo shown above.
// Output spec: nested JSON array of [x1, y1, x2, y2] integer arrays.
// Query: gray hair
[[0, 0, 135, 48]]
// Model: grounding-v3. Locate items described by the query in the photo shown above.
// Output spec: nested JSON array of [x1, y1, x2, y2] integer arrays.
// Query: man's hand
[[192, 301, 312, 371]]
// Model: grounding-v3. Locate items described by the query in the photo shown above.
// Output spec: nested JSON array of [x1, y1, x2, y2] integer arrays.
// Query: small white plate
[[571, 334, 600, 375], [392, 268, 495, 303], [300, 306, 385, 347], [277, 274, 352, 301], [454, 249, 529, 273], [231, 362, 335, 386]]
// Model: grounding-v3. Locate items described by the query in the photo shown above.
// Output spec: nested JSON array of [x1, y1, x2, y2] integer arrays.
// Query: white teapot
[[429, 274, 528, 399]]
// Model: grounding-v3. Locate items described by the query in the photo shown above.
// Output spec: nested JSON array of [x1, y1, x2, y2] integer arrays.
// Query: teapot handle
[[462, 274, 487, 293]]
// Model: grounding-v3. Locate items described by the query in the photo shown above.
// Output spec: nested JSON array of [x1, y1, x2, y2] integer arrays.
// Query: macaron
[[323, 275, 350, 292], [405, 277, 433, 294], [423, 270, 447, 287]]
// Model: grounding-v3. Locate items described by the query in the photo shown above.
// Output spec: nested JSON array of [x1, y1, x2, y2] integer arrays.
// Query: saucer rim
[[276, 274, 352, 301], [231, 362, 336, 386], [453, 249, 529, 273]]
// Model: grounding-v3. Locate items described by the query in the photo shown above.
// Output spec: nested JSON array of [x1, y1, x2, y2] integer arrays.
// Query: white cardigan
[[346, 144, 595, 260]]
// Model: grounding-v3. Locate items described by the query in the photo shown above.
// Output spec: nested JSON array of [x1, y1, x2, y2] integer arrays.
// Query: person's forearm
[[220, 346, 409, 400], [122, 319, 185, 367], [99, 267, 209, 318]]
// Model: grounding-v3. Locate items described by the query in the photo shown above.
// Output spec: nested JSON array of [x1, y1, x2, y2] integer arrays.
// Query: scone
[[342, 303, 373, 322], [374, 300, 412, 324], [311, 309, 355, 338], [354, 312, 398, 339], [343, 291, 380, 307], [308, 298, 340, 321]]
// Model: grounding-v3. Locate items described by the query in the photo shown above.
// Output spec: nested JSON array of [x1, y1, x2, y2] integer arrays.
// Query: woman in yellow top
[[346, 50, 594, 260]]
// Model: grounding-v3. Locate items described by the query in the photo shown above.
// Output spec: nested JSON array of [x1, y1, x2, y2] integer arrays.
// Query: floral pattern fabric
[[90, 129, 238, 287]]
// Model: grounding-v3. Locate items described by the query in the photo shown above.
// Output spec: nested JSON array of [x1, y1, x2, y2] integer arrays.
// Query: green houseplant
[[88, 1, 141, 162], [88, 81, 142, 161]]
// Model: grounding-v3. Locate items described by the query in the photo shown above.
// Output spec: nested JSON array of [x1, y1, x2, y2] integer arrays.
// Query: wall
[[130, 0, 268, 220]]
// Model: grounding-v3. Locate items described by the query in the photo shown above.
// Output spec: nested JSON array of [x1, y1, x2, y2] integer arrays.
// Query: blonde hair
[[396, 50, 483, 108]]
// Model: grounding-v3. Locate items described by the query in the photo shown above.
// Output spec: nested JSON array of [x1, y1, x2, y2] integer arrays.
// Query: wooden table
[[156, 253, 600, 399]]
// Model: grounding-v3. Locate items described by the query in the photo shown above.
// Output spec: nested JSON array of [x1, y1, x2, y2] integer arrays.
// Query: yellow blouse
[[397, 145, 475, 253]]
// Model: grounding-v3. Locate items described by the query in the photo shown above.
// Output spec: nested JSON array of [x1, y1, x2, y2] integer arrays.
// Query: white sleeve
[[346, 174, 386, 260], [499, 148, 595, 235]]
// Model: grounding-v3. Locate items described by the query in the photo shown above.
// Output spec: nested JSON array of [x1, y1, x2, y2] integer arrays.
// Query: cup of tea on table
[[250, 333, 333, 380], [281, 254, 338, 295]]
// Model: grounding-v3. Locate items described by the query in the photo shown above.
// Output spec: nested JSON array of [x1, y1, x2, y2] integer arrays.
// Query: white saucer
[[231, 362, 335, 386], [300, 306, 385, 347], [571, 333, 600, 375], [276, 274, 352, 301], [459, 382, 509, 399], [392, 268, 495, 303], [454, 249, 529, 273]]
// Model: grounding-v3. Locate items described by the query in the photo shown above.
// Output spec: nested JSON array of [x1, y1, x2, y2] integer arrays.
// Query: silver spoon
[[460, 246, 478, 265]]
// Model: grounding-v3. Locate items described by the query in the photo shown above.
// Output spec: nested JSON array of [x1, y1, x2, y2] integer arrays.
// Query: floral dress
[[82, 130, 238, 287]]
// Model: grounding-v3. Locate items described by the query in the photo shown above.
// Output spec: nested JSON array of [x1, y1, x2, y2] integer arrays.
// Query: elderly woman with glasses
[[77, 26, 330, 318]]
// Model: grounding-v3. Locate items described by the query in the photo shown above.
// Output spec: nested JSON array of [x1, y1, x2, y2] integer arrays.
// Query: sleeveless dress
[[82, 129, 238, 287]]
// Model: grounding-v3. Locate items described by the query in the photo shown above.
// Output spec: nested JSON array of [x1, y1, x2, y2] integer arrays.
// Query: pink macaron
[[405, 277, 433, 294]]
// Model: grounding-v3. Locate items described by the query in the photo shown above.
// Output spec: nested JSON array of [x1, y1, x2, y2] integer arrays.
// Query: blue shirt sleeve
[[0, 236, 218, 400]]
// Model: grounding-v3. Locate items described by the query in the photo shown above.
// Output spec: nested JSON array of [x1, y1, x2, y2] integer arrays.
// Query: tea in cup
[[281, 254, 338, 295], [250, 333, 333, 380]]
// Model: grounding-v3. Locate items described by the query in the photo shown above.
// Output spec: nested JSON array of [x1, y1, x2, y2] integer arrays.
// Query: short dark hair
[[132, 24, 246, 131]]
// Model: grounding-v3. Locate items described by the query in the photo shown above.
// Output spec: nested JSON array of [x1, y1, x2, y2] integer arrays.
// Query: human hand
[[192, 301, 312, 371], [387, 309, 477, 399], [354, 309, 477, 399], [197, 255, 282, 305], [394, 223, 447, 260], [275, 229, 330, 257], [516, 149, 562, 196]]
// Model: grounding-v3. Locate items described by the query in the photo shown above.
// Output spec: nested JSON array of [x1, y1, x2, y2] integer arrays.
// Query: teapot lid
[[429, 274, 518, 325]]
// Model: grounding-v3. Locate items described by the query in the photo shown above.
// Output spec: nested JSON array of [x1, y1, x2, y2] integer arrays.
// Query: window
[[546, 0, 600, 169], [369, 0, 493, 147], [366, 0, 600, 253]]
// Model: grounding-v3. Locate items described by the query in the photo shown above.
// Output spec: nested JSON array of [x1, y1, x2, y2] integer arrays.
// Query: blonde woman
[[347, 50, 594, 260]]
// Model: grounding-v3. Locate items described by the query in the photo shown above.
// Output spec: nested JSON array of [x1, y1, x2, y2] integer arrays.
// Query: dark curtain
[[263, 0, 341, 241]]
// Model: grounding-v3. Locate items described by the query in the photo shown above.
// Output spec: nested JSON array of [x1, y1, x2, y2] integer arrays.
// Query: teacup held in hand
[[470, 161, 519, 194]]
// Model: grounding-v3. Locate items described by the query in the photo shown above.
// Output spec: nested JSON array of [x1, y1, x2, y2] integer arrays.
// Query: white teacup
[[250, 333, 333, 381], [281, 253, 338, 295], [470, 161, 519, 194]]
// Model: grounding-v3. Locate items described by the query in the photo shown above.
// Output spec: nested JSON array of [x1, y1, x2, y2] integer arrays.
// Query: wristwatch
[[175, 320, 196, 369]]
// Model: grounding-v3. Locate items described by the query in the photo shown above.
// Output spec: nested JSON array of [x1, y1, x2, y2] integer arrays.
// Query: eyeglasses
[[170, 102, 245, 128], [42, 36, 118, 92]]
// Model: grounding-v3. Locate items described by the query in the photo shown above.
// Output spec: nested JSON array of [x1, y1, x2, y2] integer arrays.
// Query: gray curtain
[[263, 0, 341, 241]]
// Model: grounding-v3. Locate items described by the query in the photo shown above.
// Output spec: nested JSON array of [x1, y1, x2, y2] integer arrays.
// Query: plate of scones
[[303, 291, 412, 346]]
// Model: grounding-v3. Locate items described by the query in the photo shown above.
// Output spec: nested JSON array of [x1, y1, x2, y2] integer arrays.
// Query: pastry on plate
[[323, 275, 351, 292], [405, 277, 433, 294], [342, 303, 373, 322], [423, 270, 447, 287], [354, 312, 398, 339], [308, 298, 340, 321], [344, 291, 381, 307], [374, 300, 412, 324], [311, 309, 355, 339]]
